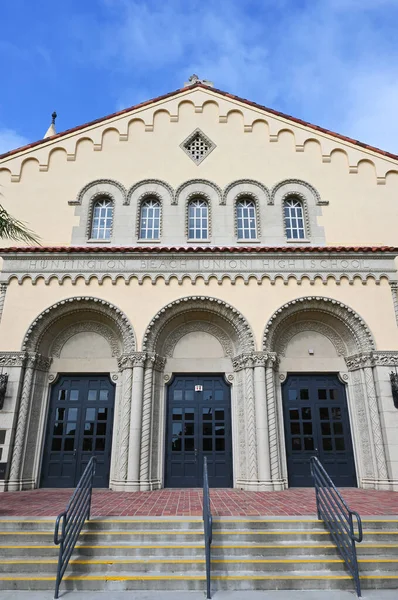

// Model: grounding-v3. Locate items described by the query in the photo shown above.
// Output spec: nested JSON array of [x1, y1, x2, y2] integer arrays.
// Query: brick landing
[[0, 488, 397, 517]]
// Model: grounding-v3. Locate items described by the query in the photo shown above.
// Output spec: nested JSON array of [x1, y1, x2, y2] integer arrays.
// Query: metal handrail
[[203, 457, 213, 599], [310, 456, 363, 597], [53, 456, 96, 599]]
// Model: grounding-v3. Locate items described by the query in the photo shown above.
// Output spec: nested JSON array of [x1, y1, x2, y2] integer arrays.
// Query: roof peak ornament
[[43, 110, 57, 139], [184, 74, 214, 88]]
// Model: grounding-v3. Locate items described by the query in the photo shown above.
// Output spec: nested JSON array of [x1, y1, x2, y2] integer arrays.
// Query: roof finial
[[184, 74, 214, 88], [43, 111, 57, 139]]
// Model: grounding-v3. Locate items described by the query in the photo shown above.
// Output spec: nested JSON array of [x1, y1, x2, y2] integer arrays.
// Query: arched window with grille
[[284, 197, 306, 240], [140, 198, 161, 240], [90, 198, 113, 240], [236, 198, 257, 240], [188, 198, 208, 240]]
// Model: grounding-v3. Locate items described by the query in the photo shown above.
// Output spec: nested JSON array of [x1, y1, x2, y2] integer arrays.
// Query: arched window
[[90, 198, 113, 240], [284, 197, 305, 240], [236, 198, 257, 240], [188, 198, 208, 240], [140, 198, 161, 240]]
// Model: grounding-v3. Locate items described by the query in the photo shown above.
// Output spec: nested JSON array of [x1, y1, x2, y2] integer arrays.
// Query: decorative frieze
[[345, 352, 398, 371], [2, 252, 396, 286], [0, 352, 26, 367]]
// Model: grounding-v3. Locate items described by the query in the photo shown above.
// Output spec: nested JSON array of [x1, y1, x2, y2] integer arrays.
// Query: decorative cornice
[[345, 351, 398, 371], [1, 250, 396, 286]]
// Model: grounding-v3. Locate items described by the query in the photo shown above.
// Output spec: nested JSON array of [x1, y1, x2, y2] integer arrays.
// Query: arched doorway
[[262, 296, 388, 490], [142, 296, 255, 489], [7, 296, 136, 491]]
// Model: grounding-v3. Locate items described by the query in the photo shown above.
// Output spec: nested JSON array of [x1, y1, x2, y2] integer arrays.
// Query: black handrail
[[203, 457, 213, 599], [310, 456, 363, 597], [53, 456, 96, 599]]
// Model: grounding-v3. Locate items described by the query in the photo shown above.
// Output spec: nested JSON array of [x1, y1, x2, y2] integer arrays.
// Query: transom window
[[237, 199, 257, 240], [188, 199, 208, 240], [284, 197, 305, 240], [140, 198, 161, 240], [91, 198, 113, 240]]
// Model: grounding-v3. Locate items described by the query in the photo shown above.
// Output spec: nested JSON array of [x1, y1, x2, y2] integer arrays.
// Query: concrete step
[[1, 556, 397, 574], [0, 571, 397, 591]]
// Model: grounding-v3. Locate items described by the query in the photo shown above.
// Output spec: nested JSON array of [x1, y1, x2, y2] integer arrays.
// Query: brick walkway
[[0, 488, 397, 517]]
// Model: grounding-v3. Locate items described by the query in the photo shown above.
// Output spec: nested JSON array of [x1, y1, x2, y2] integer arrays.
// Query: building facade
[[0, 80, 398, 493]]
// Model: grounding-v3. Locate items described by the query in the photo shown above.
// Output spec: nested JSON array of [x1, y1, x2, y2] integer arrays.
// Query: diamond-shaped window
[[180, 129, 216, 165]]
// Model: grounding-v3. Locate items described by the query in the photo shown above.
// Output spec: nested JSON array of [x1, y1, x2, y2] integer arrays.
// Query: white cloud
[[0, 129, 29, 154], [70, 0, 398, 152]]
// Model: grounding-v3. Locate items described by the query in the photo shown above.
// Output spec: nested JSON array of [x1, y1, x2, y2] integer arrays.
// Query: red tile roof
[[1, 83, 398, 163], [0, 245, 397, 254]]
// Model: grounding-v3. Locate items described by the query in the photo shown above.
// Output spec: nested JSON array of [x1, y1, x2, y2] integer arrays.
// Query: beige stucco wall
[[0, 87, 397, 247], [0, 277, 397, 353]]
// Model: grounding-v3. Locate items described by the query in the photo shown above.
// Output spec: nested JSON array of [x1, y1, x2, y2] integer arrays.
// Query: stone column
[[389, 282, 398, 326], [139, 354, 166, 491], [117, 355, 134, 483], [232, 354, 257, 489], [266, 354, 283, 490], [127, 352, 146, 490], [252, 352, 272, 490], [0, 284, 7, 324], [363, 365, 389, 487], [8, 353, 37, 491]]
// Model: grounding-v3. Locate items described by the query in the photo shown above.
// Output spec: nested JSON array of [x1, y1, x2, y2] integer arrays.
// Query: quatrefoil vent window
[[180, 128, 216, 165]]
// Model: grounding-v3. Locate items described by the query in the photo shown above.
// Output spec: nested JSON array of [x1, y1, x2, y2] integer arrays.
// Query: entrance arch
[[8, 296, 136, 491], [262, 296, 387, 490], [141, 296, 256, 490]]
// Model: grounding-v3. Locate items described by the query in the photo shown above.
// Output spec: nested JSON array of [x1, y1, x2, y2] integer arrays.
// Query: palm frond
[[0, 204, 40, 244]]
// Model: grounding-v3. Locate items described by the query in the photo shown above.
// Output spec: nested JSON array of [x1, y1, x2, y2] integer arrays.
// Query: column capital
[[233, 352, 279, 371], [118, 352, 147, 371]]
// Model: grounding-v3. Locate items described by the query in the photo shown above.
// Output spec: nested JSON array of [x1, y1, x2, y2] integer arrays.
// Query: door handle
[[73, 449, 77, 457]]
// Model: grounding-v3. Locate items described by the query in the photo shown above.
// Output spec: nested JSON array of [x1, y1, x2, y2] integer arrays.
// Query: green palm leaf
[[0, 204, 40, 244]]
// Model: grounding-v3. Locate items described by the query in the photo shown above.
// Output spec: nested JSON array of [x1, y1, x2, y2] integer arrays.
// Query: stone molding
[[175, 179, 222, 206], [126, 179, 174, 207], [162, 320, 234, 358], [0, 351, 51, 370], [3, 251, 395, 286], [142, 296, 255, 355], [276, 320, 347, 356], [270, 179, 326, 206], [51, 321, 121, 357], [263, 296, 375, 354], [22, 296, 136, 355], [223, 179, 270, 207], [345, 351, 398, 370], [69, 179, 127, 206]]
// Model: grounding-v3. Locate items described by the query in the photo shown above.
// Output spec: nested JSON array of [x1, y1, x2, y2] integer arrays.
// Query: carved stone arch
[[263, 296, 375, 355], [223, 179, 271, 206], [142, 296, 255, 355], [50, 321, 121, 358], [70, 178, 127, 206], [126, 179, 174, 206], [175, 179, 222, 206], [276, 320, 348, 357], [270, 179, 325, 206], [23, 296, 136, 355], [162, 321, 234, 358]]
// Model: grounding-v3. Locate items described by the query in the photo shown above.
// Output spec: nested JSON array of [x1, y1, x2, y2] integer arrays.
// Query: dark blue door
[[283, 374, 357, 487], [41, 375, 115, 488], [165, 375, 233, 488]]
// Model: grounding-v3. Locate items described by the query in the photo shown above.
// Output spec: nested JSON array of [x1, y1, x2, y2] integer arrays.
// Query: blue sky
[[1, 0, 398, 154]]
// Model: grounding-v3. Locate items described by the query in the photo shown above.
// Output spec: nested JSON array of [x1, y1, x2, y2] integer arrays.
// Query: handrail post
[[310, 456, 362, 597], [53, 456, 96, 599], [203, 456, 212, 599]]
